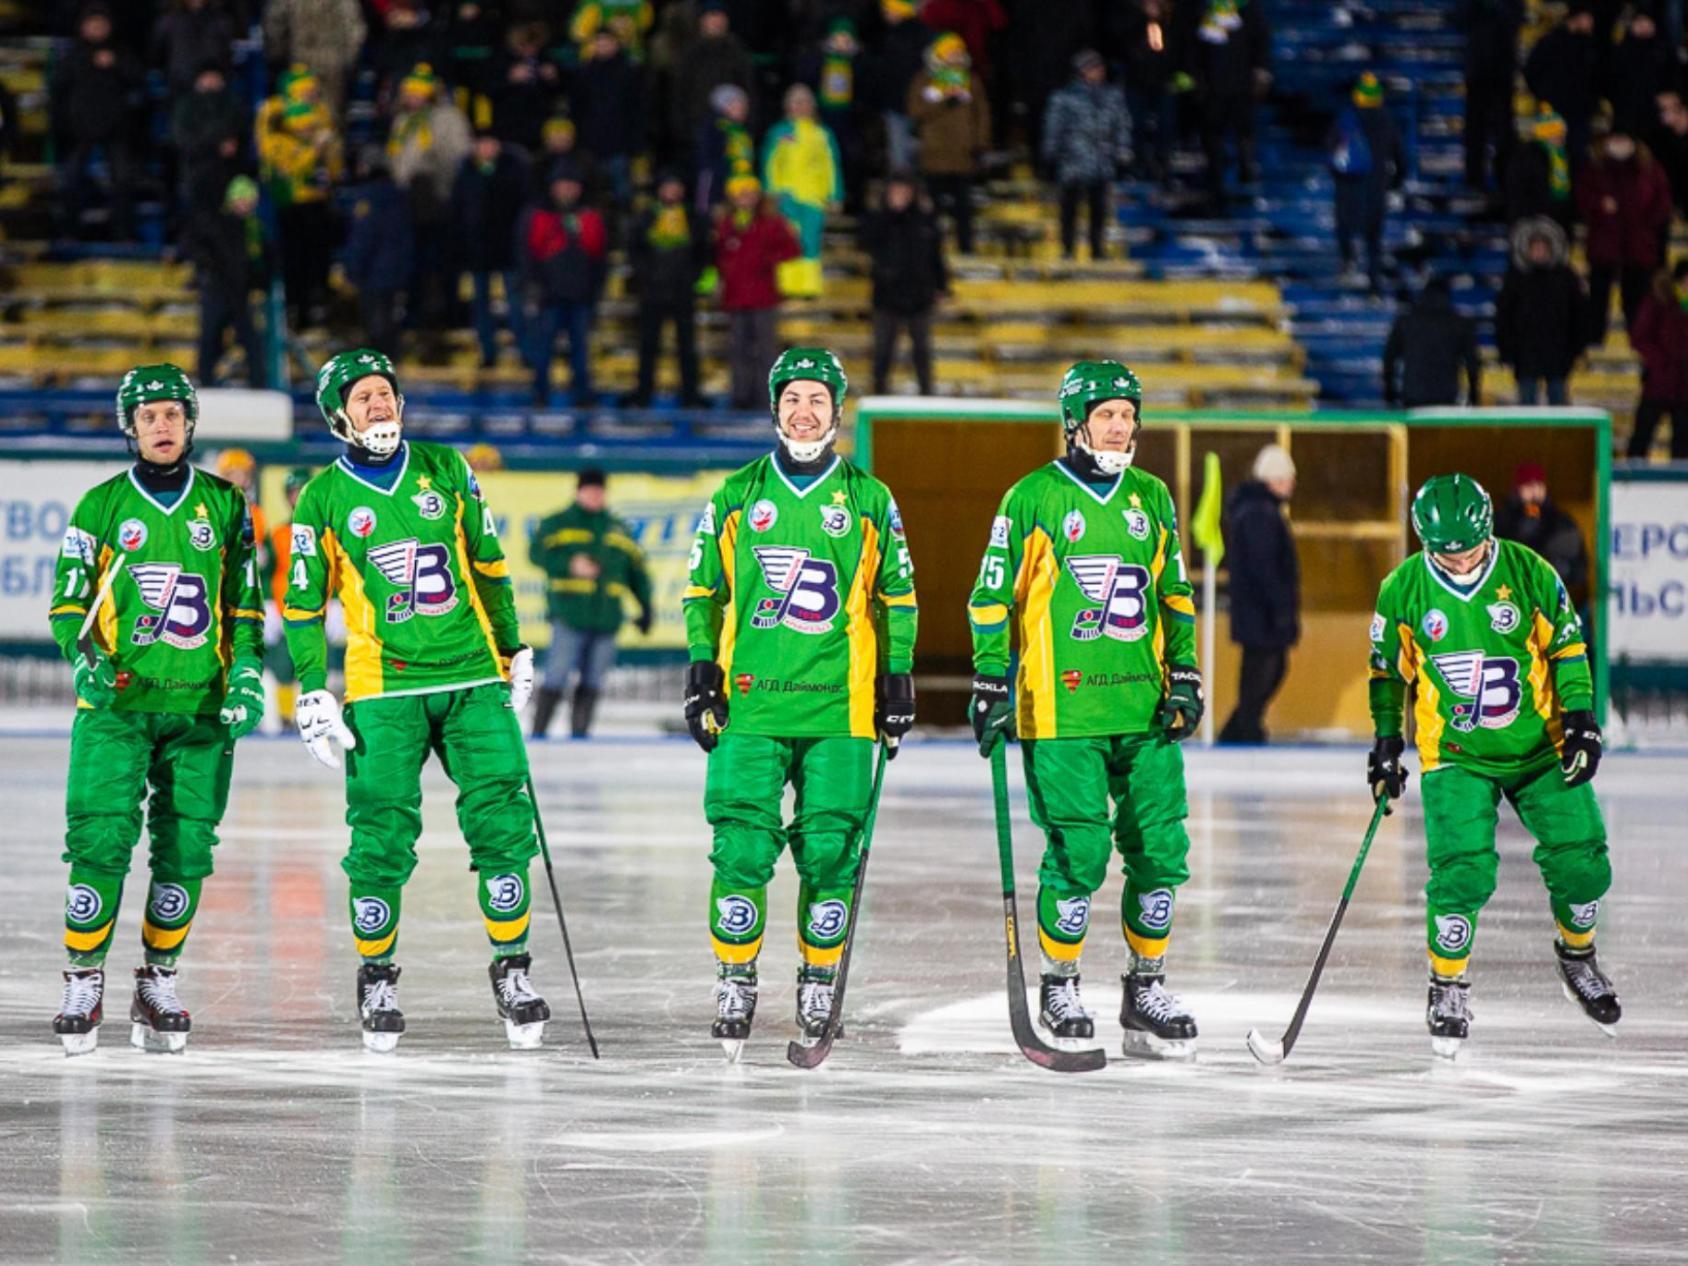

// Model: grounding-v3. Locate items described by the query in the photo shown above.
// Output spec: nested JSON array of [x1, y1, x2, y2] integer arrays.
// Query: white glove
[[507, 645, 534, 712], [296, 688, 356, 770]]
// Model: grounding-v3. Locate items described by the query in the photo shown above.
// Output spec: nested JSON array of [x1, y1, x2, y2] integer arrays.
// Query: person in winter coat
[[1119, 0, 1180, 182], [571, 28, 644, 208], [1495, 216, 1587, 405], [713, 174, 800, 408], [672, 2, 756, 154], [519, 164, 609, 405], [1504, 107, 1576, 231], [1644, 89, 1688, 211], [1040, 50, 1131, 261], [1602, 9, 1676, 138], [569, 0, 655, 63], [630, 170, 708, 407], [262, 0, 365, 120], [762, 84, 842, 298], [1459, 0, 1524, 191], [489, 20, 564, 154], [920, 0, 1009, 88], [908, 33, 991, 254], [1328, 72, 1403, 292], [860, 171, 949, 394], [797, 18, 866, 213], [1523, 3, 1600, 167], [1176, 0, 1272, 203], [869, 0, 932, 171], [387, 64, 474, 328], [341, 148, 414, 355], [150, 0, 238, 97], [170, 61, 247, 213], [1218, 444, 1300, 746], [183, 174, 268, 388], [1575, 129, 1674, 345], [52, 2, 145, 240], [256, 81, 343, 328], [1495, 462, 1590, 595], [695, 83, 755, 211], [1383, 277, 1482, 407], [451, 130, 532, 367], [1625, 261, 1688, 458]]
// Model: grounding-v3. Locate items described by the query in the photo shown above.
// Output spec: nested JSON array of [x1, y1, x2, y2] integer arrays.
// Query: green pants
[[1022, 733, 1192, 969], [62, 708, 233, 966], [1421, 759, 1609, 975], [342, 684, 538, 962], [704, 732, 873, 974]]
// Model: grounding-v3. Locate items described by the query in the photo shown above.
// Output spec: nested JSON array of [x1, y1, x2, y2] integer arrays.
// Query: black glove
[[1559, 709, 1602, 788], [683, 660, 729, 752], [875, 672, 915, 758], [1368, 734, 1408, 805], [1158, 664, 1203, 741], [970, 673, 1014, 757], [636, 607, 654, 636]]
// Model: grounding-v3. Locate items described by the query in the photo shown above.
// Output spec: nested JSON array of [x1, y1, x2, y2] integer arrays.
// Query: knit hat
[[710, 83, 749, 114], [399, 63, 439, 101], [882, 0, 917, 19], [223, 174, 258, 208], [1253, 444, 1296, 482], [1513, 461, 1548, 489], [929, 32, 969, 66], [1073, 48, 1104, 74], [577, 467, 607, 489], [278, 64, 318, 102], [1353, 72, 1383, 107], [543, 115, 576, 145], [1533, 107, 1566, 143], [726, 173, 762, 200]]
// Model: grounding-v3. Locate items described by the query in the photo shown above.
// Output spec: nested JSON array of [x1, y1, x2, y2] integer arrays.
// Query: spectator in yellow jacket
[[761, 84, 842, 298], [256, 74, 343, 328]]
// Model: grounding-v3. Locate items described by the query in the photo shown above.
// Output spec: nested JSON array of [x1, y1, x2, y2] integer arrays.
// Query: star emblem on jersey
[[118, 518, 148, 551], [1487, 600, 1521, 634], [1128, 493, 1142, 508], [750, 546, 840, 634], [1065, 555, 1152, 642], [1496, 585, 1511, 601], [1430, 651, 1523, 732], [416, 475, 431, 490], [830, 489, 848, 505], [348, 506, 378, 539], [367, 539, 460, 622], [748, 499, 778, 532], [1062, 509, 1086, 542], [128, 563, 213, 650]]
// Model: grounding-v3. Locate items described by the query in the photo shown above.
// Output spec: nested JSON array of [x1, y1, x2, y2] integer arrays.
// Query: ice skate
[[54, 968, 104, 1056], [795, 967, 839, 1042], [490, 953, 550, 1049], [357, 963, 405, 1053], [1038, 974, 1095, 1045], [1555, 942, 1621, 1037], [1119, 972, 1197, 1060], [1426, 975, 1471, 1059], [712, 973, 757, 1062], [129, 965, 190, 1053]]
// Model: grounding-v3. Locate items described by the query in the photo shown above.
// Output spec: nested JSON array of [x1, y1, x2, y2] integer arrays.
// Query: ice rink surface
[[1, 729, 1685, 1265]]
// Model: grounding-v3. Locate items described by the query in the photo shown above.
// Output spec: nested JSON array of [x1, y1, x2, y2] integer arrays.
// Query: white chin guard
[[354, 417, 403, 456], [1077, 440, 1133, 475], [780, 425, 837, 465]]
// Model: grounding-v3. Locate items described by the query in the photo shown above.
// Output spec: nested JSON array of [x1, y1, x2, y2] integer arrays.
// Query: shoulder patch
[[699, 500, 717, 536], [990, 515, 1011, 549], [292, 524, 318, 556], [61, 526, 96, 565], [1369, 612, 1386, 642]]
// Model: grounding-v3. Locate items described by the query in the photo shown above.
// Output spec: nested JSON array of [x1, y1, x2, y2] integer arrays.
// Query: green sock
[[349, 886, 403, 963], [64, 867, 124, 967], [141, 875, 203, 966], [478, 868, 533, 959]]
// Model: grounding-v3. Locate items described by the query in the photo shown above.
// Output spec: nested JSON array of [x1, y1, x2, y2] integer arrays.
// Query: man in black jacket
[[571, 29, 643, 211], [1523, 3, 1600, 167], [1495, 461, 1590, 598], [170, 62, 247, 215], [184, 174, 267, 387], [452, 130, 532, 368], [630, 170, 707, 407], [1176, 0, 1271, 204], [52, 2, 145, 239], [861, 170, 949, 395], [1496, 216, 1586, 405], [1218, 444, 1299, 745], [1459, 0, 1524, 192], [1383, 278, 1482, 407]]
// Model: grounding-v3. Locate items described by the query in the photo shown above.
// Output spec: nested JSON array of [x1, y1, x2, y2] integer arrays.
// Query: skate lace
[[799, 978, 834, 1017], [1562, 956, 1608, 1001], [138, 971, 182, 1015], [1136, 979, 1185, 1024], [1046, 978, 1090, 1021], [1432, 983, 1470, 1021], [363, 977, 398, 1015], [717, 978, 754, 1021], [496, 967, 541, 1006], [60, 972, 101, 1017]]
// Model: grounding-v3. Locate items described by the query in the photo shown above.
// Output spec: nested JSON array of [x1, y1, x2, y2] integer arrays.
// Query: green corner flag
[[1192, 451, 1224, 567]]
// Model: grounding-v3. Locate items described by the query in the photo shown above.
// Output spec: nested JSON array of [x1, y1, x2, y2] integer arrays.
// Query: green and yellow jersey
[[49, 466, 264, 715], [529, 502, 653, 633], [969, 460, 1196, 739], [282, 441, 520, 701], [1368, 538, 1592, 777], [682, 453, 917, 738]]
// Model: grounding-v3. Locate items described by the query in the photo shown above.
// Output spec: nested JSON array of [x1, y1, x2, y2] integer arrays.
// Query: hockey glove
[[505, 645, 535, 712], [636, 606, 654, 637], [1559, 709, 1602, 788], [296, 689, 356, 770], [970, 673, 1014, 757], [1158, 665, 1204, 741], [218, 655, 266, 739], [1367, 734, 1408, 805], [72, 648, 122, 710], [876, 672, 916, 758], [683, 660, 729, 752]]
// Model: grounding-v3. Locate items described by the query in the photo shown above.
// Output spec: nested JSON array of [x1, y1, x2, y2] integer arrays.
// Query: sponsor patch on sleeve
[[61, 527, 95, 564], [292, 524, 318, 556], [1369, 612, 1386, 643], [989, 515, 1011, 549], [699, 501, 717, 536]]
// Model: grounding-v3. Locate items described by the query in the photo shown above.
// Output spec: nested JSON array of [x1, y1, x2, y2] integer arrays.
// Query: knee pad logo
[[1566, 899, 1600, 929], [806, 899, 848, 941], [1137, 889, 1174, 932], [148, 882, 190, 923], [1434, 913, 1473, 953], [715, 895, 759, 937], [65, 884, 103, 925], [1053, 896, 1091, 937], [485, 874, 525, 914], [353, 897, 393, 935]]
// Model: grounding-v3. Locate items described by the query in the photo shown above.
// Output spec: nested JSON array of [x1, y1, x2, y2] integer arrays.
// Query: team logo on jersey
[[65, 883, 103, 925], [367, 538, 460, 622], [1433, 913, 1472, 954], [348, 506, 378, 539], [806, 899, 849, 941], [118, 518, 148, 551], [187, 518, 217, 551], [819, 505, 851, 537], [888, 501, 906, 538], [148, 882, 191, 922], [1065, 555, 1153, 643], [61, 527, 96, 564], [1061, 509, 1087, 543], [734, 673, 756, 696], [1487, 600, 1521, 634], [1053, 896, 1091, 937], [1137, 888, 1175, 931], [1422, 608, 1449, 642], [1430, 651, 1523, 732], [1061, 669, 1083, 693], [1566, 899, 1600, 929], [748, 499, 779, 532], [990, 515, 1011, 548], [352, 896, 392, 934], [291, 524, 317, 557], [749, 546, 841, 634], [411, 489, 447, 521], [1122, 508, 1151, 541], [715, 894, 759, 937], [484, 874, 525, 914], [1369, 612, 1386, 643], [129, 564, 213, 650]]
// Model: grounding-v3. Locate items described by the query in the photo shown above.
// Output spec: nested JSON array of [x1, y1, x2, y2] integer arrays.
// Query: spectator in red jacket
[[714, 174, 800, 409], [519, 161, 608, 406], [1575, 129, 1674, 345], [1627, 261, 1688, 458]]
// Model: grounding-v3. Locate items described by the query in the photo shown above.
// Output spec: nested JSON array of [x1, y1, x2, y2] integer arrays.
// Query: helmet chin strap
[[1435, 541, 1491, 586], [1073, 420, 1135, 475], [339, 407, 404, 457], [775, 413, 838, 466]]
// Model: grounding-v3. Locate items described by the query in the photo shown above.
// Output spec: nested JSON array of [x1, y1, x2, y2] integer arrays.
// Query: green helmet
[[284, 466, 313, 499], [316, 348, 404, 454], [768, 346, 848, 415], [1411, 473, 1493, 554], [1058, 360, 1141, 435], [116, 363, 198, 438]]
